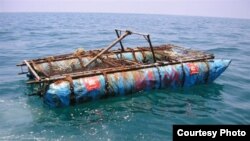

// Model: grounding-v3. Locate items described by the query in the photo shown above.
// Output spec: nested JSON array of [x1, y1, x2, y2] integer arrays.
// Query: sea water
[[0, 13, 250, 140]]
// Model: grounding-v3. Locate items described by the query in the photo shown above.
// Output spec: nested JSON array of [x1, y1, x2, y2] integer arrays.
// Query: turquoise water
[[0, 13, 250, 140]]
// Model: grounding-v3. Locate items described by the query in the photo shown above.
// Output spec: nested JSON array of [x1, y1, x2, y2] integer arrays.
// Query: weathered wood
[[16, 46, 172, 66], [115, 29, 149, 36], [24, 60, 41, 81], [26, 56, 214, 84], [84, 30, 131, 68], [17, 28, 215, 85], [31, 60, 49, 77]]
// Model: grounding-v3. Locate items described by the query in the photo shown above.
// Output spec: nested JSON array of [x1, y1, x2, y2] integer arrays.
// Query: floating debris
[[17, 29, 231, 107]]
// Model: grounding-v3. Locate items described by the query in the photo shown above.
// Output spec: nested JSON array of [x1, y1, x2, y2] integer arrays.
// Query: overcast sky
[[1, 0, 249, 19]]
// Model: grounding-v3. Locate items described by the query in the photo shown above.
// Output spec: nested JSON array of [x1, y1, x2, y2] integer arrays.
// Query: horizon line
[[1, 11, 250, 20]]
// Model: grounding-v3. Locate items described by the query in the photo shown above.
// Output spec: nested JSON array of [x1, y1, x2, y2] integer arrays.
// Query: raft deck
[[17, 30, 214, 85]]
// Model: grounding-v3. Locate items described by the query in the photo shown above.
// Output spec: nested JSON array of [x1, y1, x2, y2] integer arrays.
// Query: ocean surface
[[0, 13, 250, 140]]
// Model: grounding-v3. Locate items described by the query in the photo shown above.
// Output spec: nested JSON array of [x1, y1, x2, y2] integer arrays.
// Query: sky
[[1, 0, 250, 19]]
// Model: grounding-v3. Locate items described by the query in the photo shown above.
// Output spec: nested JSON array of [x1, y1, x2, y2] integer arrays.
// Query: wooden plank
[[26, 57, 214, 84], [84, 31, 131, 68], [24, 60, 41, 81], [17, 46, 175, 66], [31, 61, 49, 77]]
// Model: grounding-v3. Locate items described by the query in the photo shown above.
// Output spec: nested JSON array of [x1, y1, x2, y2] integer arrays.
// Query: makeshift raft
[[17, 29, 231, 107]]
